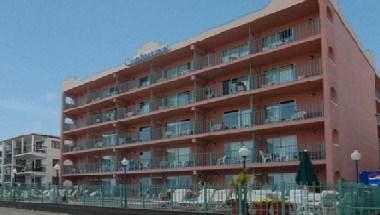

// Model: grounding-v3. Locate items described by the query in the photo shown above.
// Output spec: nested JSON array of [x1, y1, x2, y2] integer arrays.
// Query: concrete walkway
[[0, 207, 69, 215]]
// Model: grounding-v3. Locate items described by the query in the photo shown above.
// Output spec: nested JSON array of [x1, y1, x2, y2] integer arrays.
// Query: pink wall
[[320, 0, 379, 182]]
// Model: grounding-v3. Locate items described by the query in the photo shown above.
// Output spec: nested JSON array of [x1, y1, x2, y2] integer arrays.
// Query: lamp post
[[239, 146, 249, 215], [350, 150, 362, 183], [12, 168, 17, 202], [53, 164, 60, 203], [121, 157, 129, 208]]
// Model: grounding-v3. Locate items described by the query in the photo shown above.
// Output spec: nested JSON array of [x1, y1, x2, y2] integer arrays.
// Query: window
[[222, 109, 252, 129], [222, 43, 249, 63], [100, 155, 115, 171], [177, 91, 191, 106], [266, 135, 298, 161], [164, 91, 191, 108], [268, 172, 296, 184], [102, 133, 117, 147], [139, 151, 152, 169], [138, 101, 151, 113], [265, 100, 296, 123], [166, 147, 191, 167], [166, 175, 192, 186], [224, 141, 254, 164], [164, 62, 191, 79], [165, 119, 192, 137], [222, 76, 250, 95], [51, 141, 60, 149], [262, 27, 294, 50], [105, 86, 117, 97], [103, 109, 116, 121], [52, 159, 59, 167], [139, 76, 150, 87], [264, 64, 296, 86], [139, 127, 151, 141]]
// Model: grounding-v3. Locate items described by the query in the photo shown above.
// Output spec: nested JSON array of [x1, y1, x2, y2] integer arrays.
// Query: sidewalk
[[0, 207, 69, 215]]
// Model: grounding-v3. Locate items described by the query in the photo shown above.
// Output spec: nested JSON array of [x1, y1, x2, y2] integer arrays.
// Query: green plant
[[230, 170, 249, 189]]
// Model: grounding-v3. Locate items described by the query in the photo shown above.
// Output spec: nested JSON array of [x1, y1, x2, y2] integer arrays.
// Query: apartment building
[[0, 134, 60, 185], [61, 0, 379, 187]]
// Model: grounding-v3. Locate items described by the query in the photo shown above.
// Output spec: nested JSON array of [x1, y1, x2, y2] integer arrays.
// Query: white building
[[0, 134, 60, 185]]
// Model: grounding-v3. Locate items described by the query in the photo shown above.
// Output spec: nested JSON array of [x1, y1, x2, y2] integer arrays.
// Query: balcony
[[63, 136, 119, 153], [16, 165, 46, 174], [62, 102, 323, 154], [63, 143, 325, 175], [64, 109, 116, 131], [194, 17, 320, 69], [3, 158, 12, 165], [63, 163, 118, 175], [63, 56, 322, 133], [63, 17, 320, 112]]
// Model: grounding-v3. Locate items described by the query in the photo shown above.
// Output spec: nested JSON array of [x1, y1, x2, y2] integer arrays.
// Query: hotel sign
[[127, 45, 169, 65]]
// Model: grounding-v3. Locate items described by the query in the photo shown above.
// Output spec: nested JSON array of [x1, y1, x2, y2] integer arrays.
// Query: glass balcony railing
[[64, 17, 321, 110], [63, 143, 325, 175]]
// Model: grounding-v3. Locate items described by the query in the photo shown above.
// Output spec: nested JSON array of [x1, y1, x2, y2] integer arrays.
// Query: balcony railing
[[63, 143, 325, 175], [194, 17, 320, 70], [63, 163, 119, 175], [3, 158, 12, 165], [63, 57, 322, 132], [63, 102, 323, 153], [197, 102, 323, 134], [64, 17, 320, 111], [17, 165, 46, 173], [63, 138, 119, 153]]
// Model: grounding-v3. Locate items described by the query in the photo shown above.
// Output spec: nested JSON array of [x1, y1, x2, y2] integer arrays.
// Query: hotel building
[[61, 0, 379, 187], [0, 134, 60, 185]]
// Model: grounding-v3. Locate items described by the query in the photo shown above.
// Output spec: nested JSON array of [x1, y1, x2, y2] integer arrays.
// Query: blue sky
[[0, 0, 379, 140]]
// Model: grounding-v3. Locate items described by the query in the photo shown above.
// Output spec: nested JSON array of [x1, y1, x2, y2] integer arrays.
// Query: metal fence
[[1, 182, 379, 214]]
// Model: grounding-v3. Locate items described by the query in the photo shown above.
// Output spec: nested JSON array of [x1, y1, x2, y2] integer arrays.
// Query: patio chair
[[320, 190, 339, 215], [210, 189, 232, 212], [217, 155, 226, 165], [171, 188, 188, 205], [289, 189, 312, 215], [259, 150, 272, 163], [180, 188, 216, 210]]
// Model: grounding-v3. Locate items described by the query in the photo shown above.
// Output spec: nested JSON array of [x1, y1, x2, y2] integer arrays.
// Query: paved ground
[[0, 207, 69, 215]]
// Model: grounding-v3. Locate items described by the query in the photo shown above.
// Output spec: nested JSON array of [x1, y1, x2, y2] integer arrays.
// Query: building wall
[[319, 0, 379, 182]]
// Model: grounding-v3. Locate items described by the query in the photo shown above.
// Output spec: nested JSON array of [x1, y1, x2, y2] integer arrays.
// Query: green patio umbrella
[[296, 150, 319, 186]]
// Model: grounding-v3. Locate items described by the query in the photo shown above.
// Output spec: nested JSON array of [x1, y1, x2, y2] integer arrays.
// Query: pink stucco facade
[[60, 0, 379, 186]]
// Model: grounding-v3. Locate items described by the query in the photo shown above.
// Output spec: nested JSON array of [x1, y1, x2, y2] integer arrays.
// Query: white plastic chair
[[259, 150, 272, 163]]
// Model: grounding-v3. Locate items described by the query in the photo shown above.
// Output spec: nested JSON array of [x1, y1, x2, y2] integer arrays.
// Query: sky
[[0, 0, 379, 140]]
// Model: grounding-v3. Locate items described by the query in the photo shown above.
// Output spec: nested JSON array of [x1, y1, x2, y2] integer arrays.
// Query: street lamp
[[239, 146, 249, 215], [351, 150, 362, 183], [53, 163, 60, 203], [121, 157, 129, 208]]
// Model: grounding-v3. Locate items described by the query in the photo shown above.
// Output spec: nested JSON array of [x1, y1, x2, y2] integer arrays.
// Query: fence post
[[280, 181, 286, 215], [170, 185, 174, 209], [142, 184, 146, 209], [203, 184, 208, 212], [337, 180, 342, 215], [101, 183, 104, 207], [238, 185, 243, 215]]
